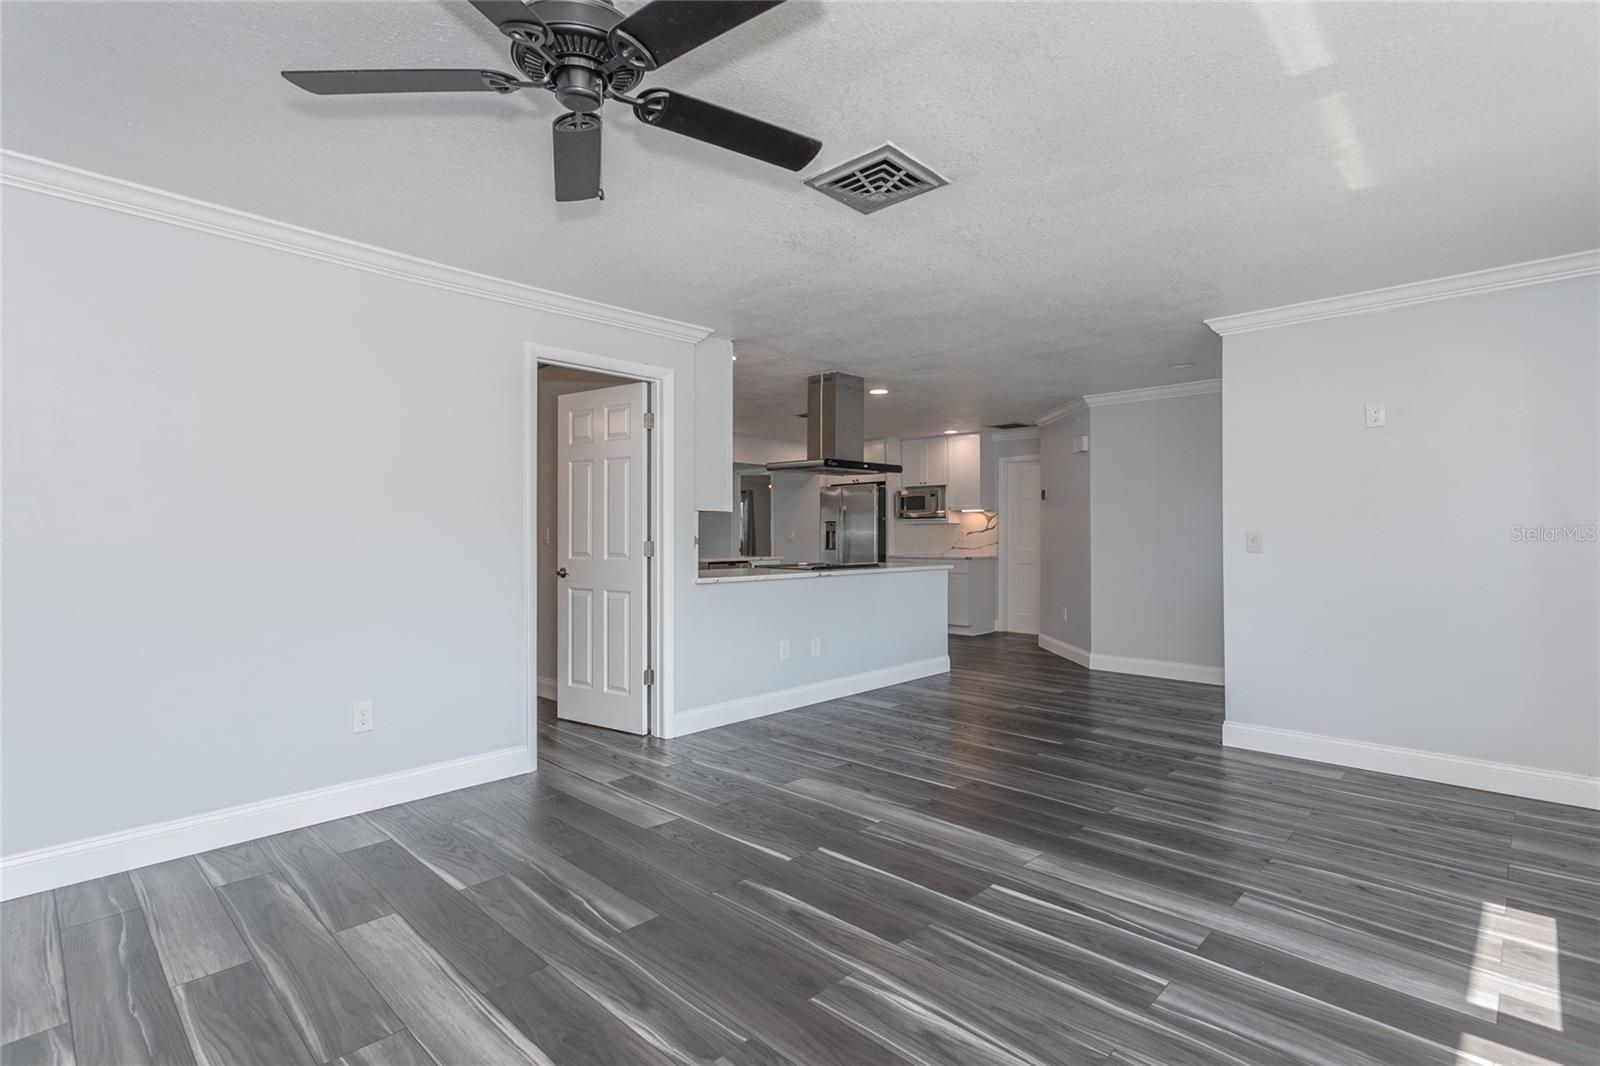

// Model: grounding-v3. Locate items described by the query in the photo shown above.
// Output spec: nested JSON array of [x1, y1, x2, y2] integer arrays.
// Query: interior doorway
[[999, 455, 1042, 634], [535, 363, 656, 735]]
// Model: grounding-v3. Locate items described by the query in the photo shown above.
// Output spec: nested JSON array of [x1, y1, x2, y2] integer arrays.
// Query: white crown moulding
[[1034, 398, 1087, 427], [0, 150, 715, 345], [1033, 248, 1600, 427], [1204, 250, 1600, 336], [1035, 379, 1221, 426]]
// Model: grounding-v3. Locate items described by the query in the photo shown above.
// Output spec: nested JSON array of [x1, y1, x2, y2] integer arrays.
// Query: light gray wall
[[1089, 393, 1223, 668], [536, 366, 630, 686], [987, 432, 1043, 481], [1038, 410, 1092, 650], [697, 510, 737, 558], [2, 183, 956, 857], [769, 471, 824, 563], [1222, 276, 1598, 776], [2, 184, 712, 855], [678, 569, 949, 712], [732, 435, 805, 465]]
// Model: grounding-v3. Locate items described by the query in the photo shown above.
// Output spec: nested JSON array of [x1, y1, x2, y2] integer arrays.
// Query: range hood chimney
[[766, 372, 902, 474]]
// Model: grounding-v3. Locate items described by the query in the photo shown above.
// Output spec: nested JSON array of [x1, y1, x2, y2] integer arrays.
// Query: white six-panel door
[[556, 382, 649, 733], [1002, 458, 1042, 634]]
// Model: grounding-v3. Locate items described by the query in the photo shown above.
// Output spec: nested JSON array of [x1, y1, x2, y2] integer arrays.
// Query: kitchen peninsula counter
[[695, 562, 952, 585], [677, 563, 950, 736]]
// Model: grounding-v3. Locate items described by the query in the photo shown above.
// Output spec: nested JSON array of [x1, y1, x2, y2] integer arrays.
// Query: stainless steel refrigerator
[[819, 482, 886, 566]]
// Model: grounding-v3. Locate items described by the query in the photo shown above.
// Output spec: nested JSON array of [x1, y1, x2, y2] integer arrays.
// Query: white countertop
[[696, 562, 953, 585], [888, 553, 998, 560], [699, 555, 782, 565]]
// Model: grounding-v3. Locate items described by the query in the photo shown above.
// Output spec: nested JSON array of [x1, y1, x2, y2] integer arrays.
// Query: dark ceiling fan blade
[[632, 89, 820, 171], [469, 0, 551, 42], [553, 112, 603, 202], [282, 69, 526, 95], [610, 1, 784, 71]]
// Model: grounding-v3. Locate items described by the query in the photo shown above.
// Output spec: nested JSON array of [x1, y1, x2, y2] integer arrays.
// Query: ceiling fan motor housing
[[512, 0, 638, 112]]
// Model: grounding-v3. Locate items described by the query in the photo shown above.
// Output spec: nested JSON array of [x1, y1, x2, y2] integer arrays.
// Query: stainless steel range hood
[[766, 372, 902, 474]]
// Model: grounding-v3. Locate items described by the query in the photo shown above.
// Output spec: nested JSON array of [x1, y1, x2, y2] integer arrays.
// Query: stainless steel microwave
[[896, 485, 946, 520]]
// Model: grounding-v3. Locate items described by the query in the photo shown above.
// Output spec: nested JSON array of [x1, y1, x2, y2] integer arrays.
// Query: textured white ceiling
[[5, 1, 1597, 440]]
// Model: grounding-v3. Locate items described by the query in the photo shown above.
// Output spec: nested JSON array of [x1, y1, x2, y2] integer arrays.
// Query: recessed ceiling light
[[1170, 362, 1196, 369], [731, 355, 738, 361], [869, 388, 889, 395], [943, 429, 959, 435]]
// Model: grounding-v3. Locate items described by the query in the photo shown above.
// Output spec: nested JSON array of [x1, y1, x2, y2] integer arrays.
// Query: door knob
[[556, 567, 568, 578]]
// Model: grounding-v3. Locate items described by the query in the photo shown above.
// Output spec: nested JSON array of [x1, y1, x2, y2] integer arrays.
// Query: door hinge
[[643, 540, 656, 558], [642, 668, 656, 686], [643, 412, 657, 430]]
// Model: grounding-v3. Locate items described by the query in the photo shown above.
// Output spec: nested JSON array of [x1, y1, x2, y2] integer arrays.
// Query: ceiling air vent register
[[806, 144, 948, 214]]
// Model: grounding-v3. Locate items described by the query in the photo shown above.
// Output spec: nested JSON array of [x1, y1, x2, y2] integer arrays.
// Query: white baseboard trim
[[671, 656, 950, 738], [1037, 633, 1091, 668], [1224, 722, 1600, 810], [1036, 634, 1222, 685], [0, 746, 532, 900], [537, 675, 557, 702], [1089, 651, 1224, 686]]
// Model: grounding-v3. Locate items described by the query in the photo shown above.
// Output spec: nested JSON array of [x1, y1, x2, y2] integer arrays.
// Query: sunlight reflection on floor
[[1464, 901, 1563, 1030]]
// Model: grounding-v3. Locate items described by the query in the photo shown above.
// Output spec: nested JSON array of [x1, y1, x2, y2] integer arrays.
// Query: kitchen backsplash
[[892, 510, 999, 556]]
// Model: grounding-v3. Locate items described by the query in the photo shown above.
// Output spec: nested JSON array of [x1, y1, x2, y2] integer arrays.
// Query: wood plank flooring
[[5, 633, 1597, 1065]]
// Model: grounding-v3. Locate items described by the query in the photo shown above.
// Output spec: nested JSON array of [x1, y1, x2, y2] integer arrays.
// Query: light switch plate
[[1365, 400, 1387, 428], [1245, 531, 1264, 554]]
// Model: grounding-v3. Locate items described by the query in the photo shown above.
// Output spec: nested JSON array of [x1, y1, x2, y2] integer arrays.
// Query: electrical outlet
[[1365, 400, 1387, 428], [1245, 531, 1264, 554], [810, 637, 822, 658], [353, 700, 374, 734], [778, 640, 791, 661]]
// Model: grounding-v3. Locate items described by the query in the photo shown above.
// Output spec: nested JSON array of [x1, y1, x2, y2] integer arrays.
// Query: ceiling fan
[[282, 0, 821, 202]]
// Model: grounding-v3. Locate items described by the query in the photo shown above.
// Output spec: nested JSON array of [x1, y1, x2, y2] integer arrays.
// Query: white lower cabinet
[[947, 568, 970, 626], [892, 556, 996, 635]]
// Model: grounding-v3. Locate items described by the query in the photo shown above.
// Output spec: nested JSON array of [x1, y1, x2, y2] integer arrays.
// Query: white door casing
[[557, 382, 650, 733], [1001, 457, 1042, 634]]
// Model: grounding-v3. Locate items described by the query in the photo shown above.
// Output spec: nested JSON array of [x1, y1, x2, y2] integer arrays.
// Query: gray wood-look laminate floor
[[6, 633, 1598, 1065]]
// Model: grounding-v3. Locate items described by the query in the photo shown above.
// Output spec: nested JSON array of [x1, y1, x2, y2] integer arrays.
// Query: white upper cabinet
[[944, 433, 982, 509], [898, 432, 993, 511], [900, 436, 949, 488], [898, 438, 925, 485]]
